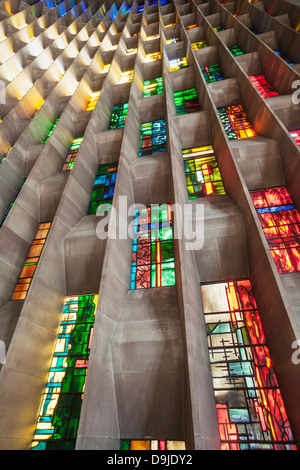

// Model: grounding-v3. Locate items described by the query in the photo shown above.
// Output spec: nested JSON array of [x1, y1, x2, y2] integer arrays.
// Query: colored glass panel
[[182, 146, 225, 198], [166, 37, 180, 44], [31, 294, 98, 450], [120, 440, 185, 450], [88, 163, 118, 214], [250, 187, 300, 274], [192, 40, 208, 50], [0, 178, 26, 227], [143, 77, 163, 97], [173, 88, 200, 115], [214, 26, 225, 32], [86, 91, 101, 111], [108, 103, 128, 129], [145, 52, 161, 62], [139, 119, 167, 156], [62, 137, 83, 171], [119, 70, 134, 83], [11, 222, 51, 300], [202, 279, 297, 450], [289, 129, 300, 146], [169, 57, 188, 71], [249, 74, 278, 98], [201, 64, 224, 83], [44, 118, 59, 143], [217, 104, 256, 140], [229, 44, 244, 56], [274, 50, 294, 66], [130, 204, 175, 289]]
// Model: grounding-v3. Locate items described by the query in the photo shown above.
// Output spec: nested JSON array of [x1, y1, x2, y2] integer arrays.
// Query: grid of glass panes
[[191, 40, 208, 50], [11, 222, 51, 300], [250, 186, 300, 274], [130, 204, 175, 289], [44, 118, 59, 143], [0, 178, 26, 227], [88, 163, 118, 214], [182, 146, 225, 198], [121, 440, 185, 450], [139, 119, 167, 156], [169, 56, 188, 71], [201, 64, 224, 83], [62, 137, 83, 171], [249, 74, 278, 98], [108, 103, 128, 130], [31, 295, 98, 450], [86, 91, 101, 111], [173, 88, 200, 115], [143, 77, 163, 97], [228, 44, 244, 56], [289, 129, 300, 146], [202, 279, 297, 450], [217, 104, 256, 140]]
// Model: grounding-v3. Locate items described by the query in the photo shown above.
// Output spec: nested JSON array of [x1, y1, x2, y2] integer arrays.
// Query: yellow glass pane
[[130, 440, 151, 450], [166, 440, 186, 450]]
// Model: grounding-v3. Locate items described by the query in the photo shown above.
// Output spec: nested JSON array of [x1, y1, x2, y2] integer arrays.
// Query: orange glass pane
[[20, 264, 36, 279], [130, 440, 151, 450]]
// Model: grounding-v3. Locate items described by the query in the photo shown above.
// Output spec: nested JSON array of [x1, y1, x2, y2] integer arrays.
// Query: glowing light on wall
[[86, 91, 101, 111]]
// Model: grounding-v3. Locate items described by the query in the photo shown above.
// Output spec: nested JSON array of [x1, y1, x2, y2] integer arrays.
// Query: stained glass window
[[249, 74, 278, 98], [31, 294, 98, 450], [120, 440, 185, 450], [86, 91, 101, 111], [44, 118, 59, 143], [108, 103, 128, 129], [88, 163, 118, 214], [169, 57, 188, 71], [62, 137, 83, 171], [289, 129, 300, 146], [143, 77, 163, 97], [191, 40, 208, 50], [217, 104, 256, 140], [0, 178, 26, 228], [274, 50, 294, 66], [12, 222, 51, 300], [186, 24, 197, 30], [202, 279, 297, 450], [130, 204, 176, 289], [228, 44, 244, 56], [173, 88, 200, 115], [119, 70, 134, 83], [201, 64, 224, 83], [139, 119, 167, 156], [250, 186, 300, 274], [182, 146, 225, 198], [166, 37, 180, 44], [145, 52, 161, 62], [214, 26, 225, 32]]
